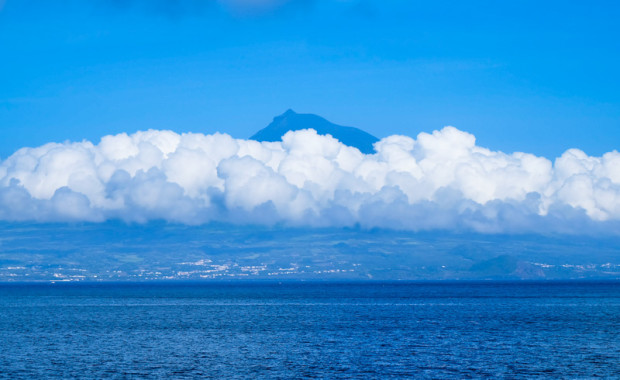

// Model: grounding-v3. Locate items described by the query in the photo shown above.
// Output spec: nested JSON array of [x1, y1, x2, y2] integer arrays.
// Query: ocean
[[0, 281, 618, 378]]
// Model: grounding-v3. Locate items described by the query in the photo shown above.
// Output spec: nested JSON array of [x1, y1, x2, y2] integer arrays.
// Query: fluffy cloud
[[1, 127, 619, 233]]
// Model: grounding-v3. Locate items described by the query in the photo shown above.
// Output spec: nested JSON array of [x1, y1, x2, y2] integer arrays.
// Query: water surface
[[0, 281, 618, 378]]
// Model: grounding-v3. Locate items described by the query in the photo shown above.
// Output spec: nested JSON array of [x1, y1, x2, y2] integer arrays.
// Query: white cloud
[[1, 126, 619, 233]]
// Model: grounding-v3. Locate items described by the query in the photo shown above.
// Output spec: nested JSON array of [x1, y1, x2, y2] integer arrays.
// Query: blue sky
[[1, 0, 619, 160]]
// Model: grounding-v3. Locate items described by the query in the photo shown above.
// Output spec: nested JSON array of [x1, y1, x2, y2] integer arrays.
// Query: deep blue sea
[[0, 281, 618, 379]]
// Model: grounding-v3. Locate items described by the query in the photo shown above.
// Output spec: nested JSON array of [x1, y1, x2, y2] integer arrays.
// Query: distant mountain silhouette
[[469, 255, 545, 279], [250, 109, 379, 154]]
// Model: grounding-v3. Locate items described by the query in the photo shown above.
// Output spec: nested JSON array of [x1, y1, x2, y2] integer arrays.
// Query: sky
[[0, 0, 619, 160], [1, 0, 620, 234]]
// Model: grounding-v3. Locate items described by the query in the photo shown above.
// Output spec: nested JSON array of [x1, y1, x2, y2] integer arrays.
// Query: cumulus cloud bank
[[1, 127, 619, 233]]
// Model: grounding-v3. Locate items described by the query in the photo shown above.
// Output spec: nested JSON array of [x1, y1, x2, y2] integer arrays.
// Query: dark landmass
[[0, 222, 618, 282], [250, 109, 379, 154]]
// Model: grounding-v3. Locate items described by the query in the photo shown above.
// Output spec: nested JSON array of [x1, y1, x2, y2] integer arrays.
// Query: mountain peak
[[251, 110, 379, 154]]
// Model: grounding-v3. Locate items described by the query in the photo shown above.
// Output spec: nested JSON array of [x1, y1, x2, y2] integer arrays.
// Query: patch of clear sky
[[0, 0, 619, 159]]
